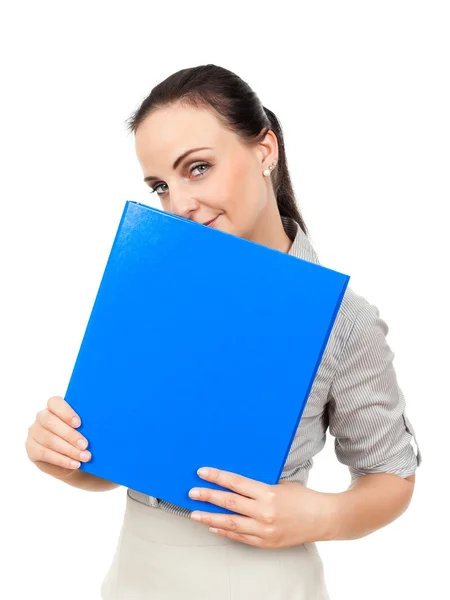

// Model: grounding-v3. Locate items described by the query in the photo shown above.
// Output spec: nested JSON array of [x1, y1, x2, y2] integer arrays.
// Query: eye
[[191, 163, 210, 176], [149, 182, 168, 196], [148, 162, 211, 196]]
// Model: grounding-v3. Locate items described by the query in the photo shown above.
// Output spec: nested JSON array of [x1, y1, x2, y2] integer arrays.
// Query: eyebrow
[[143, 147, 213, 182]]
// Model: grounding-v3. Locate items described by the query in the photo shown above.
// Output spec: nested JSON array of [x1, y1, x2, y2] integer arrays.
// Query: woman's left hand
[[189, 467, 336, 548]]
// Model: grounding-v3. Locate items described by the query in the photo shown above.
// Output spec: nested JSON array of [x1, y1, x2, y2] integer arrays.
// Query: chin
[[210, 217, 231, 235], [211, 217, 245, 240]]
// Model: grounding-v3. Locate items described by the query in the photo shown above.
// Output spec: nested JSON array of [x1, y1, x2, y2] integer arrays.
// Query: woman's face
[[134, 103, 282, 246]]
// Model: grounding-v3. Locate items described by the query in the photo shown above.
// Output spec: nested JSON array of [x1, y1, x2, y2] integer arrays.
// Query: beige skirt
[[100, 489, 330, 599]]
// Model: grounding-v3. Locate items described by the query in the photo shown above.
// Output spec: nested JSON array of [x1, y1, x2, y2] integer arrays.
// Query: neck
[[250, 199, 293, 254]]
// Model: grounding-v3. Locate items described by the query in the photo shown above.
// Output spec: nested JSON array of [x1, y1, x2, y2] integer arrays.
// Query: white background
[[2, 1, 448, 598]]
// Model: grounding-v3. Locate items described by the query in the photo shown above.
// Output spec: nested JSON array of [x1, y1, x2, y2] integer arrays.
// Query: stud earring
[[263, 158, 278, 177]]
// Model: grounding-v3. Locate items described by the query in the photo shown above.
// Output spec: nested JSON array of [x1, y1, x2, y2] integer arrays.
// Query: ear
[[254, 128, 279, 168]]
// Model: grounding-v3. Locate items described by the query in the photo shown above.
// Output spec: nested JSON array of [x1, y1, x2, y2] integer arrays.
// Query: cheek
[[203, 160, 266, 237], [218, 162, 262, 216], [202, 168, 240, 215]]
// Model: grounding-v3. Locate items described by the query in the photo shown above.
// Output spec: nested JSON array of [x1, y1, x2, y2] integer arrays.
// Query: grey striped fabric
[[128, 216, 422, 518]]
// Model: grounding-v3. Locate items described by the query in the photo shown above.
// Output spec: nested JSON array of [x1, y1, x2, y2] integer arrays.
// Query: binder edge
[[63, 201, 132, 412], [274, 273, 351, 484]]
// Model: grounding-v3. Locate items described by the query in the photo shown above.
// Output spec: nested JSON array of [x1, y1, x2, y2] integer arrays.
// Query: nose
[[168, 183, 199, 220]]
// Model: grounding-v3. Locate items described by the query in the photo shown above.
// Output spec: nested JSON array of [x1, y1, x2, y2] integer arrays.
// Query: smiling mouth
[[203, 215, 220, 228]]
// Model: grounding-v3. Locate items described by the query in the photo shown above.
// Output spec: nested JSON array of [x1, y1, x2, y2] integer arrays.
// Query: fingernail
[[198, 468, 209, 477], [70, 460, 80, 468], [191, 513, 202, 521], [77, 439, 87, 450], [72, 417, 80, 427], [189, 489, 200, 498], [80, 451, 91, 461]]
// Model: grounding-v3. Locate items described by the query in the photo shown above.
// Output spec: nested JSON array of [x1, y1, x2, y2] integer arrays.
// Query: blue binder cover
[[65, 201, 350, 514]]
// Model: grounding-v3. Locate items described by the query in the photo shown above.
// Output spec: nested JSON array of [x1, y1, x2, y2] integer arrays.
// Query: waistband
[[127, 488, 160, 508], [126, 488, 238, 546]]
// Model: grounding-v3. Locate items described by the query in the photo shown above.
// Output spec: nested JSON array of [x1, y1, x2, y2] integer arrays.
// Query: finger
[[46, 395, 82, 428], [26, 436, 82, 470], [189, 488, 258, 519], [191, 510, 267, 539], [37, 407, 89, 451], [30, 423, 91, 464], [209, 527, 267, 548], [197, 467, 271, 500]]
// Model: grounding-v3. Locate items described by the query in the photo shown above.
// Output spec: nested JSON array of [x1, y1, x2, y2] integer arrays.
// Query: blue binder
[[65, 201, 350, 514]]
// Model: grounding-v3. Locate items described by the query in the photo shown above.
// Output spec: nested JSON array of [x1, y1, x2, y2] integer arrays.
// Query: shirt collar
[[281, 216, 321, 265]]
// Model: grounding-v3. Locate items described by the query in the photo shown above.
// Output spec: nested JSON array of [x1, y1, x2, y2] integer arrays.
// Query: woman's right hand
[[25, 395, 92, 479]]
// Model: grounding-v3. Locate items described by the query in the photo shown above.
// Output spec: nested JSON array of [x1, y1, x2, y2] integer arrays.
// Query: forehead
[[134, 104, 236, 167]]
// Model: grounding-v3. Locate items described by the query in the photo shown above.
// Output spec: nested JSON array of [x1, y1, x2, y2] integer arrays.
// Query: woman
[[25, 64, 422, 599]]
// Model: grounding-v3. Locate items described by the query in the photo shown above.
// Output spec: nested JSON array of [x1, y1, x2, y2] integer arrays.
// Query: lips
[[203, 215, 220, 227]]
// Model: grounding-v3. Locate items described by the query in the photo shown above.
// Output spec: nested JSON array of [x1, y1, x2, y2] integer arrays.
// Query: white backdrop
[[2, 1, 448, 598]]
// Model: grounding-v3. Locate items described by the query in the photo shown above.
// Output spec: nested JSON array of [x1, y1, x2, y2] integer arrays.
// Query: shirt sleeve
[[327, 301, 422, 480]]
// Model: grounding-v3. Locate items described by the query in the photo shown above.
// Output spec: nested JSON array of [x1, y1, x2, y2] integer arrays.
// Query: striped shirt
[[128, 216, 422, 517]]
